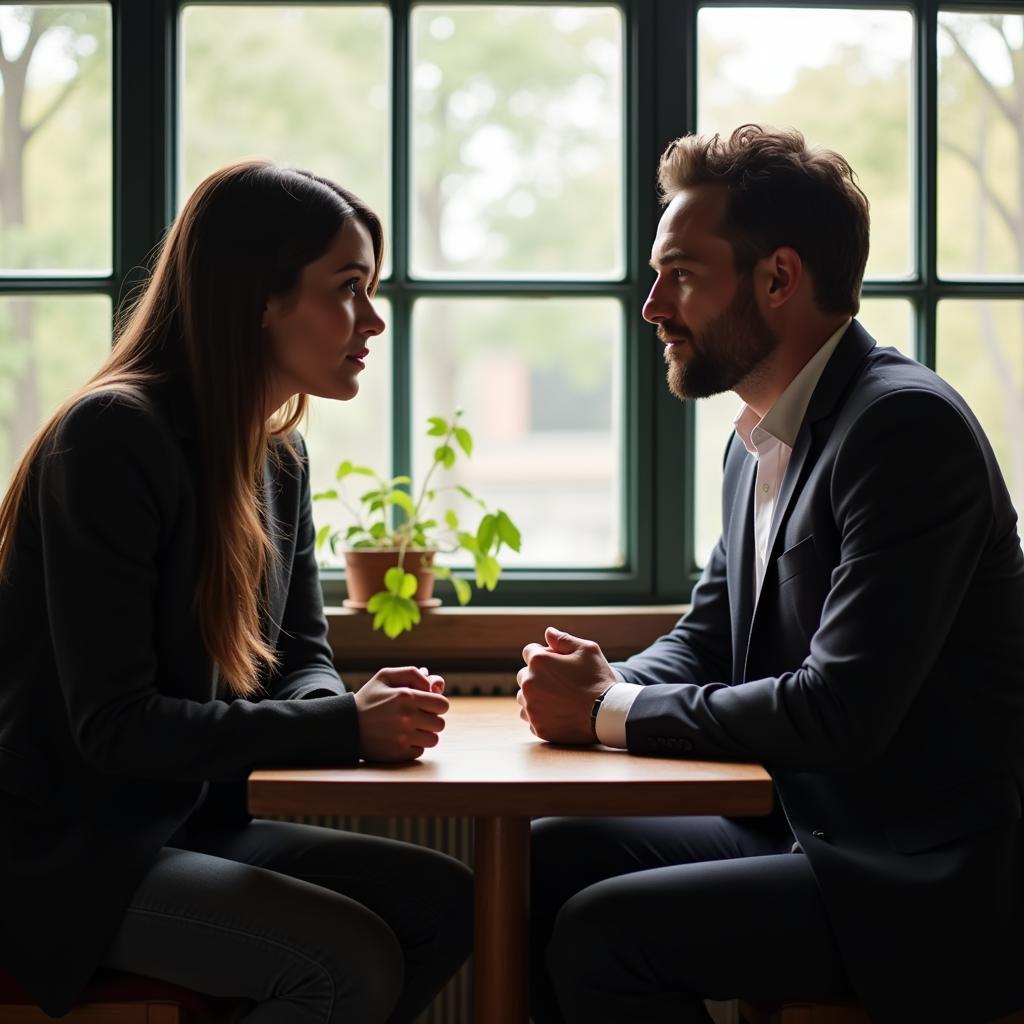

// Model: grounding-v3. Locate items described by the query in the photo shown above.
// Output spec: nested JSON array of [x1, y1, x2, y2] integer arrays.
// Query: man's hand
[[354, 666, 448, 762], [517, 626, 617, 745]]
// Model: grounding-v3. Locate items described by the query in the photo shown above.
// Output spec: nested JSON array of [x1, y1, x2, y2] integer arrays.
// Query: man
[[518, 125, 1024, 1024]]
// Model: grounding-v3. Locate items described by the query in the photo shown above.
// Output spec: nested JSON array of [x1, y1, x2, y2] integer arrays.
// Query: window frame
[[7, 0, 1023, 608]]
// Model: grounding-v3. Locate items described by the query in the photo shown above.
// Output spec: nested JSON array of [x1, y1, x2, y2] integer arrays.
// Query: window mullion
[[390, 0, 413, 481], [113, 0, 176, 330], [917, 0, 939, 368]]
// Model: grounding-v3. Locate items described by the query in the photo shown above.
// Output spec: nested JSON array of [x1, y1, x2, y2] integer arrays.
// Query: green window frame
[[5, 0, 1022, 607]]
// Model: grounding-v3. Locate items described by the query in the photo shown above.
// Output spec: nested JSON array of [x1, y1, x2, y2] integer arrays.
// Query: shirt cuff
[[595, 682, 644, 749]]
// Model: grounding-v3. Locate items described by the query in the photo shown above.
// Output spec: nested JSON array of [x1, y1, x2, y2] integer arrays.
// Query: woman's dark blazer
[[0, 379, 360, 1017]]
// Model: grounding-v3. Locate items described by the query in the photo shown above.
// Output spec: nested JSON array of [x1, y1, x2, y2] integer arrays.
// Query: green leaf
[[370, 594, 422, 638], [369, 522, 388, 540], [383, 565, 406, 594], [445, 509, 459, 531], [427, 416, 448, 437], [452, 576, 472, 605], [432, 564, 451, 579], [454, 427, 473, 456], [387, 490, 416, 516], [435, 444, 456, 469], [477, 513, 496, 554], [351, 538, 377, 549], [475, 554, 501, 591], [495, 510, 522, 552], [457, 532, 480, 555], [312, 488, 338, 502], [345, 525, 364, 539], [366, 591, 387, 613], [315, 524, 332, 550], [456, 485, 474, 500], [388, 475, 412, 486], [337, 461, 376, 481], [418, 518, 437, 531]]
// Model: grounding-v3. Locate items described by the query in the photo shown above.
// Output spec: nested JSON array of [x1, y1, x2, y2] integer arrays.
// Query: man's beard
[[660, 278, 778, 401]]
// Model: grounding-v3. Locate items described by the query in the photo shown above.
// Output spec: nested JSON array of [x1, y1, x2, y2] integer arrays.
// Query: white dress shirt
[[595, 319, 852, 749]]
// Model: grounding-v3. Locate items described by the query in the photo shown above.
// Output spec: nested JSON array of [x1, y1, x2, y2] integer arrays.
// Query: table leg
[[473, 815, 531, 1024]]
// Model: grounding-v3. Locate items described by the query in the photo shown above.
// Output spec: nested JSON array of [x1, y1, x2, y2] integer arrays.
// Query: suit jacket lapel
[[726, 448, 757, 682], [760, 320, 877, 579]]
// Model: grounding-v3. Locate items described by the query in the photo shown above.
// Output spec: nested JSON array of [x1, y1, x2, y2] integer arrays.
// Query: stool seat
[[740, 998, 1024, 1024], [0, 966, 234, 1023]]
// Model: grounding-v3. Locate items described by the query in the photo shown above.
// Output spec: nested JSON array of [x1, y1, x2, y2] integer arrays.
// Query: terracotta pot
[[342, 548, 440, 609]]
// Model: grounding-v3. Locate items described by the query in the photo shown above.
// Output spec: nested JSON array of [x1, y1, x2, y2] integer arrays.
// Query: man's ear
[[758, 246, 802, 310]]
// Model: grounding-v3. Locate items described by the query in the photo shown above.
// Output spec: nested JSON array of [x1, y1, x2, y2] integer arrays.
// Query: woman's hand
[[353, 666, 449, 762]]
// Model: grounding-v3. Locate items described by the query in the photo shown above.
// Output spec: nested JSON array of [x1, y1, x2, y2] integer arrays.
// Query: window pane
[[305, 300, 392, 569], [180, 4, 390, 269], [938, 13, 1024, 279], [697, 7, 913, 279], [937, 301, 1024, 523], [411, 5, 624, 279], [0, 295, 111, 488], [858, 298, 914, 358], [0, 5, 111, 271], [694, 390, 738, 569], [693, 302, 914, 567], [411, 298, 623, 567]]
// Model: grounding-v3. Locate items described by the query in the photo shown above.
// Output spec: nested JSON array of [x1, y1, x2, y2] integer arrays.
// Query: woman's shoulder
[[48, 384, 176, 461]]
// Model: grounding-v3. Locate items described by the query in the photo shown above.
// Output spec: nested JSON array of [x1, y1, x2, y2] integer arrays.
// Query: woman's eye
[[340, 278, 360, 295]]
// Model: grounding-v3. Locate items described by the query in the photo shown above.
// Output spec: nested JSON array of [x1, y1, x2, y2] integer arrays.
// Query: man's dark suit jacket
[[0, 379, 359, 1018], [613, 321, 1024, 1023]]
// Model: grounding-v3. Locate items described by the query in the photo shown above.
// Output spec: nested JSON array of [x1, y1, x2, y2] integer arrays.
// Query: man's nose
[[642, 279, 671, 325]]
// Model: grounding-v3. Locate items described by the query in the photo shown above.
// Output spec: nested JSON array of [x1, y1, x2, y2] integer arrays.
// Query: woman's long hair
[[0, 160, 383, 697]]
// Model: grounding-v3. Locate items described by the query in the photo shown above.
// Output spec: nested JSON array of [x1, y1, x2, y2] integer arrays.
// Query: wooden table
[[248, 696, 773, 1024]]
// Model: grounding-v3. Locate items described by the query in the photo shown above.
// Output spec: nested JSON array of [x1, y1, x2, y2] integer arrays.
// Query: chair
[[739, 998, 1024, 1024], [0, 966, 235, 1023], [739, 1000, 871, 1024]]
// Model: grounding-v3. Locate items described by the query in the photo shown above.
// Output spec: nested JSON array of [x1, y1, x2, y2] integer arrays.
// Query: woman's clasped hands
[[353, 666, 448, 762]]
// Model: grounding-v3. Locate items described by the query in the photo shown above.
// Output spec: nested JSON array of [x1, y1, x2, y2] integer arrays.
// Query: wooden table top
[[248, 696, 774, 818]]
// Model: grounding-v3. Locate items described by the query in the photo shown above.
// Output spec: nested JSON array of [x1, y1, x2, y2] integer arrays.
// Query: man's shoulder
[[843, 344, 976, 433]]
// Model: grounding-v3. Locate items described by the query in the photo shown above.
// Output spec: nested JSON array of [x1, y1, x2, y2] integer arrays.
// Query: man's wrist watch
[[590, 684, 616, 743]]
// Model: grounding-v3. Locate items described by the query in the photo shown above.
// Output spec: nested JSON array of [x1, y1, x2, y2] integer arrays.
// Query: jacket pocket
[[776, 535, 818, 585], [883, 775, 1022, 854]]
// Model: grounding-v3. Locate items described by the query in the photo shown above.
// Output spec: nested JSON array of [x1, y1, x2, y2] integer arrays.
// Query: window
[[3, 2, 1022, 604], [0, 4, 112, 487]]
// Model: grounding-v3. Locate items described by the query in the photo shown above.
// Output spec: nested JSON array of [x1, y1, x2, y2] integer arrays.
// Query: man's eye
[[674, 268, 690, 280]]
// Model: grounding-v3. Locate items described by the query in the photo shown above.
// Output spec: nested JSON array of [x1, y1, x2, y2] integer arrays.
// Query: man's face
[[643, 185, 778, 400]]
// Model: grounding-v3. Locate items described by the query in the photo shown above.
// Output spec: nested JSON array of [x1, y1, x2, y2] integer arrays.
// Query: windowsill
[[326, 603, 687, 669]]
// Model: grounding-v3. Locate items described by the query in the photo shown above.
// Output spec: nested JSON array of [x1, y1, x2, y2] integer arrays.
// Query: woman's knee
[[320, 906, 405, 1022], [403, 847, 474, 950]]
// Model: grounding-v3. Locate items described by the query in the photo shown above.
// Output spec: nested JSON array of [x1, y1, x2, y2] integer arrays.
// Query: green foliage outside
[[1, 6, 1022, 571]]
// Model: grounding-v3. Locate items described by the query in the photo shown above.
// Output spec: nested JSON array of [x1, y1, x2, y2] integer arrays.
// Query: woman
[[0, 161, 472, 1023]]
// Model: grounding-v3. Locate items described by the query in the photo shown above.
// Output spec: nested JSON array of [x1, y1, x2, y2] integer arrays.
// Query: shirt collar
[[733, 317, 852, 454]]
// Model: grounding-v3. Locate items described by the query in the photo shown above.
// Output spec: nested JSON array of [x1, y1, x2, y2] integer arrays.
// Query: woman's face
[[263, 217, 385, 409]]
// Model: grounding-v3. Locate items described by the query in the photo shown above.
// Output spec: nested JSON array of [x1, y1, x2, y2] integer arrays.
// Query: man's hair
[[657, 124, 870, 315]]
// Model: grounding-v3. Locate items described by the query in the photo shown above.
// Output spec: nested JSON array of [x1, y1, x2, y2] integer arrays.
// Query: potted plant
[[313, 410, 523, 638]]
